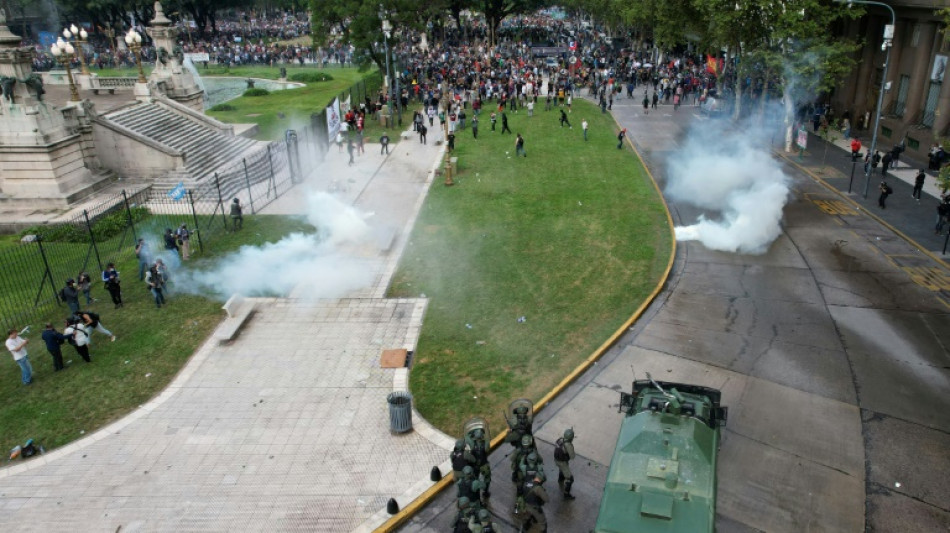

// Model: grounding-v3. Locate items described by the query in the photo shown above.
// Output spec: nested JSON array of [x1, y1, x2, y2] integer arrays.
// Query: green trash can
[[387, 391, 413, 433]]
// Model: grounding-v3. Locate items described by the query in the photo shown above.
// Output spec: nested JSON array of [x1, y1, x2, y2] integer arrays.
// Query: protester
[[135, 238, 151, 281], [6, 328, 32, 385], [74, 311, 116, 342], [146, 261, 168, 309], [63, 317, 92, 363], [41, 323, 66, 372], [102, 262, 123, 308], [61, 279, 80, 314], [77, 271, 95, 305], [229, 198, 244, 230]]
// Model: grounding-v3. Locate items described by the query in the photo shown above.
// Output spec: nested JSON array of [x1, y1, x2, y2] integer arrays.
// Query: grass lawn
[[388, 99, 673, 437], [90, 65, 381, 141], [0, 215, 314, 453]]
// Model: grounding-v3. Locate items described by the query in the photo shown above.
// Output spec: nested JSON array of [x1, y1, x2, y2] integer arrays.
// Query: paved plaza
[[0, 121, 458, 531]]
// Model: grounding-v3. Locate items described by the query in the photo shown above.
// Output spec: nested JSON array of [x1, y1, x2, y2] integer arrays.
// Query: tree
[[482, 0, 546, 46], [310, 0, 421, 71]]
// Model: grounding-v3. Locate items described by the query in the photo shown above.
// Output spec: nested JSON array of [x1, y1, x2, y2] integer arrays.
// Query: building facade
[[833, 0, 950, 160]]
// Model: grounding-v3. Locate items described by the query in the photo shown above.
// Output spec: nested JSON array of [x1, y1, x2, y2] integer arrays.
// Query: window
[[923, 81, 941, 127], [895, 75, 910, 117], [907, 137, 919, 150], [912, 24, 921, 47]]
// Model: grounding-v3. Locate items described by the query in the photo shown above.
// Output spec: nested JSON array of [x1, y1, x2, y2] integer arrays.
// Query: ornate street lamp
[[125, 28, 147, 83], [62, 24, 90, 75], [50, 38, 80, 102]]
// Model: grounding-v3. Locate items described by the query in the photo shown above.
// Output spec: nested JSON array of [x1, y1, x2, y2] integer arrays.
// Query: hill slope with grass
[[388, 100, 673, 435]]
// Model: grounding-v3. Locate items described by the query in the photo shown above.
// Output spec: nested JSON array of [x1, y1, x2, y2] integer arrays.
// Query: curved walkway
[[0, 125, 457, 532]]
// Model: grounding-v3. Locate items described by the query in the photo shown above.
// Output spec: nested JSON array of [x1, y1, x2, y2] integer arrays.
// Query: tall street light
[[50, 38, 80, 102], [380, 6, 394, 125], [835, 0, 895, 198], [125, 28, 147, 84], [62, 24, 90, 75]]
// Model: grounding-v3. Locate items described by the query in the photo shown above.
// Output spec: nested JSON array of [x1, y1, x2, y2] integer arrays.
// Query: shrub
[[21, 206, 150, 243], [289, 71, 334, 83], [210, 103, 236, 112], [243, 88, 270, 97]]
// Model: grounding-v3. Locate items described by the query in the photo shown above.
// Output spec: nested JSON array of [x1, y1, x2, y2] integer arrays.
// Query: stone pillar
[[0, 9, 109, 207], [147, 1, 204, 111]]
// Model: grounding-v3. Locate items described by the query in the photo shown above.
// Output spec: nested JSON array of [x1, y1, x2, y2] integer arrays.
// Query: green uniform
[[555, 437, 576, 498], [522, 477, 549, 531]]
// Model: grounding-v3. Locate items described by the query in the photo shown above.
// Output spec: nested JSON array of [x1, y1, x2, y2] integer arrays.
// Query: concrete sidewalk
[[0, 120, 458, 532], [795, 129, 950, 259]]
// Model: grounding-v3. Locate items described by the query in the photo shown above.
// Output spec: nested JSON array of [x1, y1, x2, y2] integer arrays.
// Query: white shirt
[[6, 336, 27, 361], [64, 324, 90, 347]]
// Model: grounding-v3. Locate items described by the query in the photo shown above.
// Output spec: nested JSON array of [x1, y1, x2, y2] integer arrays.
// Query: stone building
[[833, 0, 950, 160]]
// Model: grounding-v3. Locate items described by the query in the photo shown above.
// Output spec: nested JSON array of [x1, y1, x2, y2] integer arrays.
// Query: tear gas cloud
[[174, 192, 378, 300], [665, 124, 790, 255]]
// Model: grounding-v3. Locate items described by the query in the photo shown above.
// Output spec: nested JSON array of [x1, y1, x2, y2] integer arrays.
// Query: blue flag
[[168, 181, 186, 201]]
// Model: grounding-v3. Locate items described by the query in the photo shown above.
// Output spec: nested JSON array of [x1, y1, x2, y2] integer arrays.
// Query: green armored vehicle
[[594, 375, 728, 533]]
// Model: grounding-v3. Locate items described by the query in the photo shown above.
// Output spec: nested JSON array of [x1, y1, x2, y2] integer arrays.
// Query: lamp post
[[125, 28, 147, 83], [50, 39, 80, 102], [63, 24, 90, 75], [835, 0, 895, 198], [380, 7, 394, 125]]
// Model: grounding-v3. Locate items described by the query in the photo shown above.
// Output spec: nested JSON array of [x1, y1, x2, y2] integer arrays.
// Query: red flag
[[706, 55, 718, 75]]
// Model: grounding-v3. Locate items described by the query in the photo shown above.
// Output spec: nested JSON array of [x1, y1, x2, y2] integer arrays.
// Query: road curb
[[372, 102, 678, 532], [776, 150, 949, 271]]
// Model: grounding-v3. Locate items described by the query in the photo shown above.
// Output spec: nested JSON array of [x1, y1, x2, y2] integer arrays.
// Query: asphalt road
[[397, 97, 950, 533]]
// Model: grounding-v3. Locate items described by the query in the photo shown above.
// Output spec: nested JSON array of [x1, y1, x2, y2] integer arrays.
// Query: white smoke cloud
[[666, 125, 790, 255], [174, 192, 379, 300]]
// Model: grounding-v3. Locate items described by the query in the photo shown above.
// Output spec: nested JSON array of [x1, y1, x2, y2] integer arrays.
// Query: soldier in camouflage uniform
[[467, 428, 492, 501], [454, 496, 479, 533], [511, 435, 541, 514], [522, 474, 549, 532], [451, 439, 477, 480], [554, 427, 576, 500], [457, 465, 478, 501], [505, 406, 533, 446], [467, 508, 500, 532]]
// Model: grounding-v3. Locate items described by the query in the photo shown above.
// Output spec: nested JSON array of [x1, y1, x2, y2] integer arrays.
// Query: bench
[[214, 293, 257, 342], [92, 88, 116, 95]]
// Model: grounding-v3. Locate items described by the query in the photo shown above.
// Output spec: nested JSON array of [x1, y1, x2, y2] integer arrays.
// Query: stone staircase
[[99, 100, 266, 187]]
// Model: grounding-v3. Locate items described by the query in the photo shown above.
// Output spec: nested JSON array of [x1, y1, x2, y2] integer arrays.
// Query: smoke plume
[[175, 192, 379, 300], [665, 124, 790, 255]]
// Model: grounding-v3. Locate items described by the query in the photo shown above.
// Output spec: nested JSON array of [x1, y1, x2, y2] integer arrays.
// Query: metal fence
[[0, 140, 298, 331], [0, 71, 379, 331], [301, 71, 385, 161]]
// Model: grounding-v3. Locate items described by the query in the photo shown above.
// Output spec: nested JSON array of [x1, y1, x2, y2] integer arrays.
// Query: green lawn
[[0, 215, 314, 452], [91, 65, 381, 141], [388, 100, 673, 436]]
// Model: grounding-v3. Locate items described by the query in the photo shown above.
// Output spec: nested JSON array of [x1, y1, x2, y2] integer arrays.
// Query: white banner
[[184, 52, 209, 62], [326, 98, 341, 144]]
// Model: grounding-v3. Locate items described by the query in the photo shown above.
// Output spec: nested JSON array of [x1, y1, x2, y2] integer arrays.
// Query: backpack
[[553, 438, 569, 461], [59, 288, 67, 301], [450, 450, 467, 472]]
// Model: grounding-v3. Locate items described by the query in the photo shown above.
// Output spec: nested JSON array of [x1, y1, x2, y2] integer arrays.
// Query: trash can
[[387, 391, 413, 433], [279, 67, 287, 79]]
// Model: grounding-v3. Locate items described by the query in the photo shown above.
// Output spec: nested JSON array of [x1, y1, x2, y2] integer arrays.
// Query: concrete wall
[[92, 119, 185, 180], [0, 136, 92, 201]]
